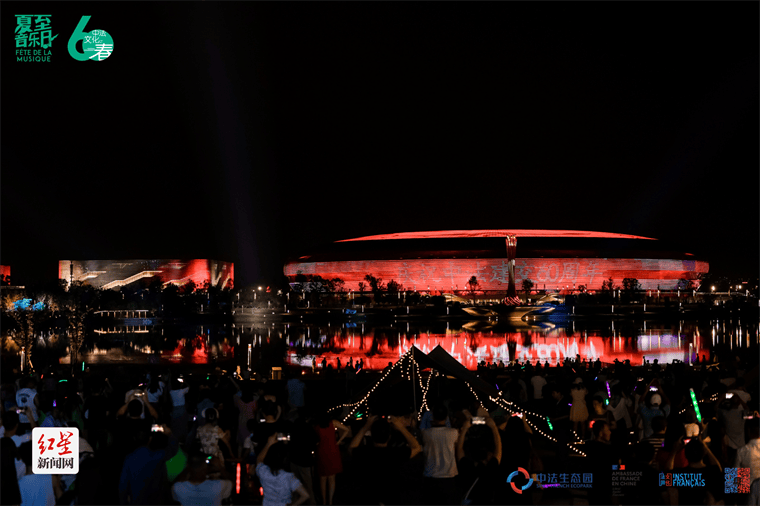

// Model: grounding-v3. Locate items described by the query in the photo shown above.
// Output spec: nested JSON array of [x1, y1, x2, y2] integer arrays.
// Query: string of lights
[[329, 347, 586, 457]]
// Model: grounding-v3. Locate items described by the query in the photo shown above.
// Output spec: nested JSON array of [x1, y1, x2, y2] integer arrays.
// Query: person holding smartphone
[[455, 411, 502, 505], [669, 435, 724, 506], [172, 453, 233, 506], [255, 433, 309, 506], [349, 415, 422, 504]]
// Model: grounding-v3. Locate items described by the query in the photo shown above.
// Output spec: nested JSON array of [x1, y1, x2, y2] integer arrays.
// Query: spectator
[[421, 404, 460, 505], [230, 378, 257, 458], [145, 374, 165, 408], [114, 399, 153, 461], [286, 374, 306, 414], [637, 391, 668, 439], [196, 408, 232, 465], [735, 417, 760, 485], [728, 378, 752, 404], [195, 388, 215, 426], [2, 409, 35, 448], [349, 415, 421, 504], [169, 377, 190, 440], [16, 441, 63, 505], [287, 412, 319, 505], [313, 412, 349, 505], [119, 428, 176, 505], [585, 420, 616, 505], [640, 416, 667, 461], [420, 399, 451, 430], [253, 401, 287, 452], [255, 434, 309, 506], [117, 390, 159, 422], [455, 414, 502, 505], [569, 379, 589, 440], [706, 417, 729, 467], [14, 378, 39, 433], [607, 384, 633, 445], [83, 377, 110, 454], [171, 453, 232, 506], [671, 438, 724, 506], [721, 392, 749, 465], [40, 398, 67, 428], [657, 421, 688, 471], [545, 383, 571, 464], [588, 395, 616, 437], [530, 370, 547, 403], [0, 437, 21, 505]]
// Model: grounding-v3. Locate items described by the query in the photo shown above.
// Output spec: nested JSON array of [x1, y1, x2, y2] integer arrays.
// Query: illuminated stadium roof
[[338, 230, 656, 241], [285, 229, 707, 291]]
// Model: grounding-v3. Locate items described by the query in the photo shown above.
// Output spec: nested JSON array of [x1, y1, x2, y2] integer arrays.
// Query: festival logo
[[15, 15, 58, 62], [68, 16, 113, 61]]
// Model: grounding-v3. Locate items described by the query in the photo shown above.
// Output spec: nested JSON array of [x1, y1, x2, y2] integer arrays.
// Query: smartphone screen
[[151, 424, 163, 432], [472, 417, 486, 425], [725, 393, 734, 399]]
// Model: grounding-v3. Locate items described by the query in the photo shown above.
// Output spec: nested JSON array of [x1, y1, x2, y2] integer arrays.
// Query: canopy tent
[[331, 344, 590, 458]]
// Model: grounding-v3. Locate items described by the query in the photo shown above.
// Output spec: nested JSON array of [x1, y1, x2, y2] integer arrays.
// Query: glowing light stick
[[689, 388, 702, 423], [606, 381, 611, 398], [547, 417, 553, 430]]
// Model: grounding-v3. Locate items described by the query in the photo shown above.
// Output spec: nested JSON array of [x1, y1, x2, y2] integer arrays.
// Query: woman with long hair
[[0, 437, 21, 505], [255, 434, 309, 506], [196, 408, 233, 465], [313, 412, 350, 505], [569, 379, 589, 440]]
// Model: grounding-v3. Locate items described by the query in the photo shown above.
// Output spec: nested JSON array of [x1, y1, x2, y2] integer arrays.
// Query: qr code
[[724, 468, 751, 494]]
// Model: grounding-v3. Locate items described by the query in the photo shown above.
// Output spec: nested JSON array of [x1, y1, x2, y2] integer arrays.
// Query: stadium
[[284, 230, 709, 292]]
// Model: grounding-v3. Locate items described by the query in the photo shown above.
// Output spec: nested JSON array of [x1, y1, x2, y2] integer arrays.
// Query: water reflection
[[70, 320, 758, 370]]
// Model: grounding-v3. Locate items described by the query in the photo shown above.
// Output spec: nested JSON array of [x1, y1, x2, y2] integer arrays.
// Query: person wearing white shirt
[[16, 441, 63, 505], [255, 434, 308, 506], [735, 418, 760, 485], [15, 379, 39, 427], [171, 453, 233, 506], [530, 371, 547, 400]]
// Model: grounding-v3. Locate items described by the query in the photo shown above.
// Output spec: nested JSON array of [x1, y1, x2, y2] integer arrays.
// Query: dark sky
[[2, 2, 758, 287]]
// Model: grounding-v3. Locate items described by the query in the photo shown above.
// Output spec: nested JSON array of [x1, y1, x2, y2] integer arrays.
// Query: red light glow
[[337, 230, 657, 242], [285, 258, 708, 291], [288, 331, 707, 370]]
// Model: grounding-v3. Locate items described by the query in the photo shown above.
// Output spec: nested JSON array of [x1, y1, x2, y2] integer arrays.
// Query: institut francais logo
[[14, 15, 113, 62]]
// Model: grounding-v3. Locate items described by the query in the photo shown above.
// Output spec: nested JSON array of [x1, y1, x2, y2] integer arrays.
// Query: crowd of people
[[0, 350, 758, 506]]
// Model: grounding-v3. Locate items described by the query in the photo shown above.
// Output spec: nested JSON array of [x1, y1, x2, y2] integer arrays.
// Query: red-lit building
[[284, 230, 708, 292], [58, 259, 234, 290]]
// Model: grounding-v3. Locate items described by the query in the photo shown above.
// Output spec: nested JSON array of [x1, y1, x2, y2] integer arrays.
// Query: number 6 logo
[[68, 16, 113, 61]]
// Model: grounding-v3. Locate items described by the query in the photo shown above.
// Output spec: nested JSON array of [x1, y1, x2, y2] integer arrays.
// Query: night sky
[[2, 2, 758, 287]]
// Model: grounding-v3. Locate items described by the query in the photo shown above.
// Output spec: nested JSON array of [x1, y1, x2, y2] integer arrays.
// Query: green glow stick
[[689, 388, 702, 423], [547, 417, 553, 430]]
